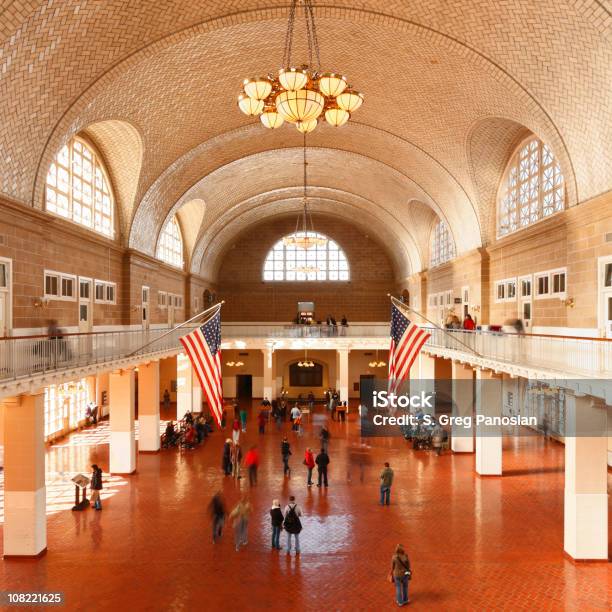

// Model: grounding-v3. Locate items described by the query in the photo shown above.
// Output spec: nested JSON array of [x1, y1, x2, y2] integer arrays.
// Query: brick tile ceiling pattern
[[0, 1, 610, 279]]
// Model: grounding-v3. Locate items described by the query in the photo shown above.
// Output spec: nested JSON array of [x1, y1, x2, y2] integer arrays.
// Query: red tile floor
[[0, 403, 610, 611]]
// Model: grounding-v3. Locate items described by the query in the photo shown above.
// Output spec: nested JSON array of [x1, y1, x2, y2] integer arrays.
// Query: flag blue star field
[[389, 303, 431, 394], [179, 310, 223, 427]]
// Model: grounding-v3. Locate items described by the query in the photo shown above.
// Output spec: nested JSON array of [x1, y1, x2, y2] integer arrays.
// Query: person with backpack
[[303, 447, 315, 487], [90, 464, 103, 510], [390, 544, 411, 606], [270, 499, 284, 550], [315, 448, 330, 487], [281, 436, 292, 477], [283, 495, 303, 554]]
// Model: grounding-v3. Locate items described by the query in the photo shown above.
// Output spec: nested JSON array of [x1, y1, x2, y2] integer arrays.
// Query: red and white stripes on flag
[[179, 310, 223, 427], [388, 303, 431, 394]]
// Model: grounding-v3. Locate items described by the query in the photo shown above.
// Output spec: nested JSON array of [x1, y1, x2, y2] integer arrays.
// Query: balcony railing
[[0, 323, 609, 386]]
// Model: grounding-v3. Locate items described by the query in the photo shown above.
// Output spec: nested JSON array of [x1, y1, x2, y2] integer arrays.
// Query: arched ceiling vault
[[0, 1, 608, 274]]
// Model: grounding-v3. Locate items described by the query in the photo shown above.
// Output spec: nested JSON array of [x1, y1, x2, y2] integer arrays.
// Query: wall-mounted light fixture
[[562, 297, 575, 308], [33, 296, 50, 308]]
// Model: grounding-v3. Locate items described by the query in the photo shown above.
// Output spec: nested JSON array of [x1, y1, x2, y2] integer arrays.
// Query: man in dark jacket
[[315, 448, 330, 487], [281, 436, 291, 476]]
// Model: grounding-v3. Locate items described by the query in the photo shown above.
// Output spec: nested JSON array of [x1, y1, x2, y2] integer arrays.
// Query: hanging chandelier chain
[[305, 0, 321, 71], [282, 0, 298, 67], [282, 0, 321, 70]]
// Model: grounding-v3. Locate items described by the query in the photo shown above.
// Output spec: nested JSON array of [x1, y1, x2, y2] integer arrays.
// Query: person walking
[[90, 464, 103, 510], [380, 462, 394, 505], [232, 416, 241, 444], [290, 404, 301, 432], [258, 410, 266, 435], [244, 445, 260, 486], [283, 495, 303, 555], [315, 448, 330, 487], [320, 425, 330, 453], [270, 499, 284, 550], [229, 495, 252, 552], [222, 439, 233, 476], [163, 389, 171, 411], [281, 436, 292, 477], [390, 544, 411, 606], [304, 447, 315, 487], [209, 491, 226, 543], [240, 405, 248, 432], [232, 442, 243, 480]]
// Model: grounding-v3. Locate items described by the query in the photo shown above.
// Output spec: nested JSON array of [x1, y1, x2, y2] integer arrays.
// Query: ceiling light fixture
[[237, 0, 363, 132]]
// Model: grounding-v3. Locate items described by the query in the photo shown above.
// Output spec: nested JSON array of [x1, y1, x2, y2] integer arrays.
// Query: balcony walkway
[[0, 324, 610, 400]]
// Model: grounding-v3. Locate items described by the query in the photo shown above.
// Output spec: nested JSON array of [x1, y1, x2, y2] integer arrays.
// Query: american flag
[[388, 303, 431, 394], [179, 310, 223, 427]]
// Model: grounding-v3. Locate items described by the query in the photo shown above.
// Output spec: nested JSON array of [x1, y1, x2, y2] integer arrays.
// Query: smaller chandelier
[[294, 264, 319, 274], [298, 350, 315, 367], [368, 351, 387, 368], [237, 0, 363, 133]]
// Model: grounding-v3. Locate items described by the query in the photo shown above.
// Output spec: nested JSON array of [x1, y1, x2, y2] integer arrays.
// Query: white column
[[451, 361, 474, 452], [109, 369, 136, 474], [192, 378, 202, 414], [419, 353, 436, 416], [475, 369, 502, 476], [337, 348, 349, 403], [176, 352, 193, 419], [138, 361, 160, 452], [564, 393, 608, 560], [262, 349, 273, 401], [3, 393, 46, 557]]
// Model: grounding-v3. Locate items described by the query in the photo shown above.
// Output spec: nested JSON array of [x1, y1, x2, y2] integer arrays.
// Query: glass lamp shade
[[275, 89, 325, 123], [278, 68, 309, 91], [296, 118, 318, 134], [336, 89, 364, 112], [238, 93, 264, 116], [325, 106, 350, 127], [260, 110, 285, 129], [318, 73, 347, 97], [243, 77, 273, 100]]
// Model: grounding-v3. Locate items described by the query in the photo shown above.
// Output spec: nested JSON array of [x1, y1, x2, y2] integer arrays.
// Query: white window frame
[[94, 280, 116, 305], [494, 278, 516, 303], [549, 268, 567, 298], [519, 274, 532, 298], [535, 272, 550, 299], [158, 291, 167, 308], [494, 280, 505, 303], [445, 290, 453, 306], [44, 270, 76, 301]]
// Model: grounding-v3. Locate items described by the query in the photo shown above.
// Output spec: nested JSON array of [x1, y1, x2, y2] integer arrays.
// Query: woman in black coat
[[90, 464, 103, 510], [270, 499, 284, 550]]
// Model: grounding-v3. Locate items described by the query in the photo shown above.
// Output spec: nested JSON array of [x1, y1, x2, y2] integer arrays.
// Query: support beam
[[475, 369, 502, 476], [451, 361, 474, 452], [337, 348, 349, 403], [176, 353, 193, 420], [419, 353, 436, 416], [109, 369, 136, 474], [138, 361, 160, 452], [262, 348, 274, 401], [3, 393, 46, 557], [564, 394, 608, 560]]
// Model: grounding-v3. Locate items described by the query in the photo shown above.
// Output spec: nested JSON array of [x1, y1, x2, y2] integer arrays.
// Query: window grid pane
[[262, 232, 350, 282], [498, 138, 565, 237], [156, 216, 184, 269], [430, 221, 456, 268], [45, 139, 114, 238]]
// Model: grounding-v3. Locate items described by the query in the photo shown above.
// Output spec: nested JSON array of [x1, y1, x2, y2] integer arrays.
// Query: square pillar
[[138, 361, 160, 452], [3, 394, 46, 557], [475, 369, 502, 475], [262, 348, 274, 401], [451, 361, 474, 452], [176, 353, 193, 419], [419, 353, 436, 416], [109, 369, 136, 474], [564, 394, 608, 560], [337, 348, 349, 403]]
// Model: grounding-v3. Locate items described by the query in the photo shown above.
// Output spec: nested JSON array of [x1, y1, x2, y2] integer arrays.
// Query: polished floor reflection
[[0, 404, 609, 610]]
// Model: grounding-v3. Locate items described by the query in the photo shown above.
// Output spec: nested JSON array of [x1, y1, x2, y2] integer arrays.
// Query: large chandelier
[[298, 350, 315, 368], [237, 0, 363, 133], [283, 135, 326, 255]]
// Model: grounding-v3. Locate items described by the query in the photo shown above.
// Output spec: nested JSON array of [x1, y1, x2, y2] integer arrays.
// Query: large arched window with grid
[[156, 216, 184, 269], [430, 221, 456, 268], [45, 137, 115, 238], [263, 232, 350, 281], [498, 137, 565, 237]]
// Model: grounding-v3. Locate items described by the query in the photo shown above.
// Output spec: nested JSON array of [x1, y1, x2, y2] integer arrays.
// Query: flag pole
[[387, 294, 481, 357], [127, 300, 225, 357]]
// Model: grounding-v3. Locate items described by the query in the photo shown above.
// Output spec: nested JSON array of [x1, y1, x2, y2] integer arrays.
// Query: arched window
[[156, 216, 184, 268], [498, 137, 565, 237], [430, 221, 456, 268], [263, 232, 349, 281], [45, 137, 114, 238]]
